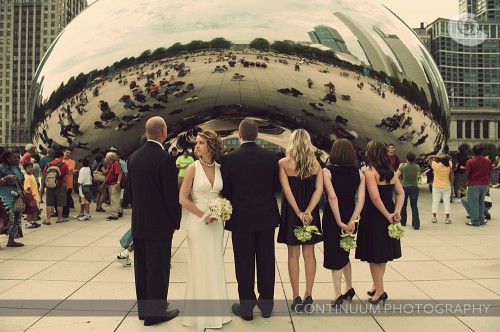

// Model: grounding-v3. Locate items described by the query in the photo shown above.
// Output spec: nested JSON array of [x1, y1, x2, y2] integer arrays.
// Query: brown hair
[[197, 130, 222, 162], [366, 140, 393, 183], [239, 118, 258, 141], [329, 139, 356, 166]]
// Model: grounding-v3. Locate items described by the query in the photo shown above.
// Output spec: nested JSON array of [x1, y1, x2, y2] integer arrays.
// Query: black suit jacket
[[221, 142, 280, 232], [128, 141, 182, 240]]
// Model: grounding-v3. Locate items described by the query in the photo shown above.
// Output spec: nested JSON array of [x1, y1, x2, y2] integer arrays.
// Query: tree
[[151, 47, 168, 60], [167, 42, 184, 55], [137, 50, 152, 63], [249, 38, 270, 50], [210, 37, 231, 50], [185, 40, 208, 51], [271, 41, 292, 53]]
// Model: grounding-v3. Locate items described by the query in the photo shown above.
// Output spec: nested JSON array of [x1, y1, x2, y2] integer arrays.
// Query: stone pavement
[[1, 186, 499, 332]]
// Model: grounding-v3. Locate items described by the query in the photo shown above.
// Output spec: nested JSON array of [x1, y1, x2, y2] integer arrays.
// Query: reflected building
[[334, 12, 396, 77], [28, 0, 449, 163], [373, 26, 432, 101], [308, 25, 350, 54], [0, 0, 87, 148]]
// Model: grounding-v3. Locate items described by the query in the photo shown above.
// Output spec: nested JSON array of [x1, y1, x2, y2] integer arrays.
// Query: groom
[[221, 118, 280, 320]]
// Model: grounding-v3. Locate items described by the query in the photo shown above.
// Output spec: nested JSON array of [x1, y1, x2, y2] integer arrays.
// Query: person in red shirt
[[387, 144, 401, 171], [104, 152, 122, 220], [21, 144, 36, 164], [43, 150, 70, 225], [461, 145, 493, 226]]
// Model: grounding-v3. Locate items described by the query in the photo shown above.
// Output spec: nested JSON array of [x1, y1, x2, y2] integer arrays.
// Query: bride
[[179, 130, 232, 330]]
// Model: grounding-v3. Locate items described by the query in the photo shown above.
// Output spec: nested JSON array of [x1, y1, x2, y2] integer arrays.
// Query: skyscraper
[[428, 0, 500, 149], [308, 25, 350, 54], [0, 0, 87, 148]]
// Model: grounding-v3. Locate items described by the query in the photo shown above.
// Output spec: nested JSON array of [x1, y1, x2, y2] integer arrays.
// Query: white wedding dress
[[182, 161, 232, 330]]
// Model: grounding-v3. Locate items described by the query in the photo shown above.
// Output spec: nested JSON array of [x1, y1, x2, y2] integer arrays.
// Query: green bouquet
[[294, 225, 322, 242], [339, 216, 360, 252], [388, 223, 404, 240]]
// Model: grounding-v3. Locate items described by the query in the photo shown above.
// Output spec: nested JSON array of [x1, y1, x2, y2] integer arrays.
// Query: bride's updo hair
[[197, 130, 222, 162]]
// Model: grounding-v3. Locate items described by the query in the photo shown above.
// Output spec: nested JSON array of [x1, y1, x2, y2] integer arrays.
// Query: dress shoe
[[341, 288, 356, 302], [143, 309, 179, 326], [231, 303, 253, 321], [302, 296, 313, 313], [368, 292, 388, 305], [290, 296, 303, 313]]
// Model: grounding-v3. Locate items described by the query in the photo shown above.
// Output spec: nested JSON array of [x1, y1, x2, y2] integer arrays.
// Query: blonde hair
[[286, 129, 318, 179]]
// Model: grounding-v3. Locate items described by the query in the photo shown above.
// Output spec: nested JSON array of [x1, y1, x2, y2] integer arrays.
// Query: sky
[[381, 0, 458, 27], [86, 0, 459, 28]]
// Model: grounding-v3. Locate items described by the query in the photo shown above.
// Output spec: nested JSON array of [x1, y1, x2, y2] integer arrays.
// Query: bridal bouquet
[[339, 216, 360, 252], [388, 213, 404, 240], [294, 225, 322, 242], [208, 197, 233, 223]]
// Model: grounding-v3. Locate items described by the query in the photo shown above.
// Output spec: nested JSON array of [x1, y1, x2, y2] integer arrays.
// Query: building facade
[[426, 0, 500, 150], [0, 0, 87, 148]]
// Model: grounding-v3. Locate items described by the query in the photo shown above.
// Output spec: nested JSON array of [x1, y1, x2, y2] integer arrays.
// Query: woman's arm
[[348, 170, 365, 223], [279, 159, 304, 222], [304, 164, 324, 224], [393, 176, 405, 220], [323, 168, 350, 231], [365, 168, 393, 222]]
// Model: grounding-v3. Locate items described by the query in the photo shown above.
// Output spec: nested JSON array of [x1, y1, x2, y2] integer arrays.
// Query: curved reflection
[[30, 0, 449, 161]]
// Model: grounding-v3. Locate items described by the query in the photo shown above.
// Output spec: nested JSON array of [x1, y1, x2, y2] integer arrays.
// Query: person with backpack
[[42, 150, 70, 225]]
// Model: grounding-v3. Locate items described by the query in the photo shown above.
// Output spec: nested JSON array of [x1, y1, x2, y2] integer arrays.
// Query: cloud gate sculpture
[[30, 0, 449, 162]]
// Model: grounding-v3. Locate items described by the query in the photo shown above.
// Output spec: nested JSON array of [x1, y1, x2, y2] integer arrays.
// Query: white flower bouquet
[[208, 197, 233, 223]]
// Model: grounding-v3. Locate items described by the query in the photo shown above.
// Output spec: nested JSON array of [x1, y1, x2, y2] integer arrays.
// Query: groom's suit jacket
[[128, 141, 182, 240], [221, 142, 280, 232]]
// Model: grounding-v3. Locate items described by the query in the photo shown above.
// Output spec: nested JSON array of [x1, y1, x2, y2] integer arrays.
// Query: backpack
[[44, 161, 64, 189]]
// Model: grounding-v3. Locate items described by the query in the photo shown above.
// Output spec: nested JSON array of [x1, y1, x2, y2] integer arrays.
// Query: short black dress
[[277, 175, 322, 245], [322, 165, 360, 270], [355, 184, 402, 263]]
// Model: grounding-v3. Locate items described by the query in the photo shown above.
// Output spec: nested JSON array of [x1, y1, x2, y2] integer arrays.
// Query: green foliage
[[210, 37, 231, 50], [249, 38, 270, 50]]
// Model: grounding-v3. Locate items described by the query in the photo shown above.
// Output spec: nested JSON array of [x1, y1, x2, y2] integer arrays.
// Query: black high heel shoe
[[291, 296, 303, 313], [367, 290, 376, 297], [342, 288, 356, 302], [368, 292, 388, 305], [302, 295, 313, 310], [331, 295, 343, 308]]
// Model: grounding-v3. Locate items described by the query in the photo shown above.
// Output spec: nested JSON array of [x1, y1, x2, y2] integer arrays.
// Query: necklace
[[199, 159, 215, 167]]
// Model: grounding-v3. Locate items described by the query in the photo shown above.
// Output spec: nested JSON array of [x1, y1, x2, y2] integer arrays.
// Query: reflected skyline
[[30, 0, 449, 163]]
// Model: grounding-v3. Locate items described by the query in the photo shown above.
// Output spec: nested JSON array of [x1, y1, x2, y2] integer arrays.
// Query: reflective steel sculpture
[[30, 0, 449, 162]]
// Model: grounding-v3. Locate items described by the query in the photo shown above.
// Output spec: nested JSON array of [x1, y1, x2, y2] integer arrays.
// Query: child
[[23, 162, 41, 228], [77, 158, 93, 221]]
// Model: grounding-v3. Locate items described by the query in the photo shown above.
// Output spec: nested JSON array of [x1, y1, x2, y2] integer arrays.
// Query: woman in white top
[[77, 158, 93, 221]]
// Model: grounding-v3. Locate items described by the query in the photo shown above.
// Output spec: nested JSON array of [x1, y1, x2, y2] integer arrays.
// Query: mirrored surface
[[30, 0, 449, 161]]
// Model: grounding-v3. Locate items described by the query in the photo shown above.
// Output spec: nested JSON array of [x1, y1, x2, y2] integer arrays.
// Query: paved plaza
[[1, 186, 499, 332]]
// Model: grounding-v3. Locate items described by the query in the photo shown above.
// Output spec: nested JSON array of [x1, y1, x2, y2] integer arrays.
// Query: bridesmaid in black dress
[[277, 129, 324, 313], [322, 139, 365, 307], [355, 140, 404, 305]]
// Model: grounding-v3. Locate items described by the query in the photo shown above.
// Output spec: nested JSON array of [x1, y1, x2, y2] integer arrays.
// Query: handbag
[[13, 181, 26, 213], [93, 170, 106, 183], [0, 196, 13, 235]]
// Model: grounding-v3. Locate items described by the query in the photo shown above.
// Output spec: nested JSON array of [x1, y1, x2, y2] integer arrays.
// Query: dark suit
[[221, 142, 280, 314], [128, 141, 181, 321]]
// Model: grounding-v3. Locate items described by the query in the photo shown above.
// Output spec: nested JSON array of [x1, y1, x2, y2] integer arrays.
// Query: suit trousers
[[133, 236, 173, 318], [232, 229, 275, 313]]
